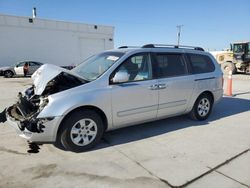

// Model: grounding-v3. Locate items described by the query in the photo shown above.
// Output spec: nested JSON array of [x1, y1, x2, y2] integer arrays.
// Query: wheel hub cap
[[70, 118, 97, 146], [197, 98, 210, 117]]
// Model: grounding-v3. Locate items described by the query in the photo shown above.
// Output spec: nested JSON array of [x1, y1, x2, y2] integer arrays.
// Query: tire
[[4, 70, 14, 78], [58, 109, 104, 152], [221, 62, 236, 74], [189, 93, 213, 121]]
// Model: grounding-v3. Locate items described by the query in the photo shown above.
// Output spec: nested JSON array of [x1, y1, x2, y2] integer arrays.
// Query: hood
[[32, 64, 83, 95], [0, 66, 12, 71]]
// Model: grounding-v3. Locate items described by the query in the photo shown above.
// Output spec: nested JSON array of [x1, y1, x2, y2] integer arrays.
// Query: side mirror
[[112, 71, 129, 84], [16, 65, 18, 68]]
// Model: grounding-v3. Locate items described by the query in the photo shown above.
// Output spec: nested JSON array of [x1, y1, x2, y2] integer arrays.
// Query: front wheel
[[4, 70, 14, 78], [58, 110, 104, 152], [189, 93, 213, 121]]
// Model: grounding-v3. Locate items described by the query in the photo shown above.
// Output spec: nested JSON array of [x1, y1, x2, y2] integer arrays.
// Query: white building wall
[[0, 14, 114, 66]]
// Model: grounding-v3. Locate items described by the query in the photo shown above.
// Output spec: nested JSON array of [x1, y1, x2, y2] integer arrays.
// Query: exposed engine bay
[[0, 66, 85, 133]]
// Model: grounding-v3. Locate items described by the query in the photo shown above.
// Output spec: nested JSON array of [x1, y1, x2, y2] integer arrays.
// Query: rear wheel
[[189, 93, 213, 121], [58, 110, 104, 152], [4, 70, 14, 78], [221, 62, 236, 74]]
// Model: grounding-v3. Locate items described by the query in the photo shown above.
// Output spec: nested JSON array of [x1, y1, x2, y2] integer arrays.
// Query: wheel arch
[[188, 90, 215, 120], [188, 90, 215, 113], [198, 90, 214, 104], [56, 105, 108, 139]]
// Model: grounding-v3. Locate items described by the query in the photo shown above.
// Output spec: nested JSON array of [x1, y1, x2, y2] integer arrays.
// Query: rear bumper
[[6, 114, 63, 143]]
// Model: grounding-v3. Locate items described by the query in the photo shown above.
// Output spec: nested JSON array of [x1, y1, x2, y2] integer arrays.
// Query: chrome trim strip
[[117, 105, 158, 117], [195, 77, 215, 81], [158, 100, 186, 110]]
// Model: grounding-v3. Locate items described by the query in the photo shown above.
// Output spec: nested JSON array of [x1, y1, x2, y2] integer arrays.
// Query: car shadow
[[94, 96, 250, 151], [54, 97, 250, 152], [9, 75, 31, 78], [235, 72, 250, 75], [234, 91, 250, 96]]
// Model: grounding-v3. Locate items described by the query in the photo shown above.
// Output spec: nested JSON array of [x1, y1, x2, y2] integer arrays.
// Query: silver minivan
[[2, 44, 223, 152]]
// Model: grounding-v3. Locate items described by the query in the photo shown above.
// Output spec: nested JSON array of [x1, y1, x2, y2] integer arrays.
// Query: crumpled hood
[[31, 64, 81, 95]]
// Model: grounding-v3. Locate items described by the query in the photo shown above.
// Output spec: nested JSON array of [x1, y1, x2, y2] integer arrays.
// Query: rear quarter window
[[187, 54, 215, 74]]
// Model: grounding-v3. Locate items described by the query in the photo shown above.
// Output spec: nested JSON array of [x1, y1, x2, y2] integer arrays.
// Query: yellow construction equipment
[[210, 41, 250, 74]]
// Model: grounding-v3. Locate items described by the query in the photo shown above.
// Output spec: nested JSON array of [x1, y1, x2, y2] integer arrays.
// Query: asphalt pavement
[[0, 75, 249, 188]]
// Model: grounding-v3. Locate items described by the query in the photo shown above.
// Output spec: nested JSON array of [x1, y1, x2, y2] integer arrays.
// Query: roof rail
[[142, 44, 204, 51], [142, 44, 155, 48], [118, 46, 140, 49]]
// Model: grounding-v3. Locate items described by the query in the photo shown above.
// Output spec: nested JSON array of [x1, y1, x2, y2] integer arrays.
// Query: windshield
[[72, 52, 124, 81], [233, 44, 244, 53]]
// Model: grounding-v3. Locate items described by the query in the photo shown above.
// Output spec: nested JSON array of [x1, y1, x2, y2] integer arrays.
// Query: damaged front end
[[7, 91, 49, 133], [1, 64, 85, 141]]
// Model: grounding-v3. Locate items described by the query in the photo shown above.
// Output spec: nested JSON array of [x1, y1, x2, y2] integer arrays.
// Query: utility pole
[[176, 25, 184, 46], [32, 7, 37, 18]]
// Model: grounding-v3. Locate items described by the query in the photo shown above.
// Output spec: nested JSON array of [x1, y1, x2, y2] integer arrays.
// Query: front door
[[110, 53, 159, 128], [14, 62, 25, 75]]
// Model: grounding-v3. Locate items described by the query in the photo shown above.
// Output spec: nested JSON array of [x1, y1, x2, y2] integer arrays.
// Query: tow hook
[[0, 109, 7, 123]]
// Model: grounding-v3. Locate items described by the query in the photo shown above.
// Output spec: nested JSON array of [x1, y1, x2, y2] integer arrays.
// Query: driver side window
[[17, 62, 26, 67], [115, 53, 152, 82]]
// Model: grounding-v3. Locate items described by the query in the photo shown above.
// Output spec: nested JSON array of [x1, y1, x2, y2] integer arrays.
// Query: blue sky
[[0, 0, 249, 50]]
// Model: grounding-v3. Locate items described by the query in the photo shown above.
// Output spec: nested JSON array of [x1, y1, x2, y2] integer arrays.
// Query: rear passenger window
[[188, 54, 215, 74], [29, 62, 36, 66], [155, 53, 187, 78]]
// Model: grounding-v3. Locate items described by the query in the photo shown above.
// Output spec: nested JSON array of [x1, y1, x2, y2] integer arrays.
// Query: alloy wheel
[[70, 118, 98, 146], [197, 98, 210, 117]]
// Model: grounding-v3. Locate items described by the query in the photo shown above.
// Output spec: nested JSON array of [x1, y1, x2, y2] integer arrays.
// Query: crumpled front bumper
[[6, 112, 63, 143]]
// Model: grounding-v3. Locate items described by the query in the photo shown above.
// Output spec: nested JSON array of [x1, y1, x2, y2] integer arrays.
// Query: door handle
[[148, 84, 159, 90], [149, 84, 167, 90], [158, 83, 167, 89]]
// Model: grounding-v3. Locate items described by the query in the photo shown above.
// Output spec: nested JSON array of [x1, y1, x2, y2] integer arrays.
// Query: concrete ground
[[0, 74, 249, 188]]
